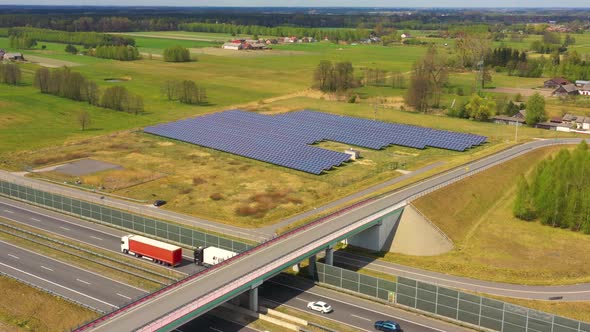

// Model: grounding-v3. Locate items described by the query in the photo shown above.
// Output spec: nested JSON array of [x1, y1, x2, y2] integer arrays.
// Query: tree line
[[179, 22, 370, 42], [313, 61, 356, 93], [0, 63, 22, 85], [34, 67, 143, 114], [163, 46, 191, 62], [92, 45, 140, 61], [161, 80, 207, 105], [514, 142, 590, 234], [8, 27, 135, 48]]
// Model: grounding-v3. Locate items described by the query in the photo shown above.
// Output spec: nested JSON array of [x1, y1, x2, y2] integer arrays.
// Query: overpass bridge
[[71, 138, 586, 331]]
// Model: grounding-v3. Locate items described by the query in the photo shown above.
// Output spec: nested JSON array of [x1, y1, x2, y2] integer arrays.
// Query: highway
[[0, 197, 200, 275], [0, 240, 147, 313], [0, 232, 455, 331], [262, 274, 474, 332], [2, 138, 589, 331]]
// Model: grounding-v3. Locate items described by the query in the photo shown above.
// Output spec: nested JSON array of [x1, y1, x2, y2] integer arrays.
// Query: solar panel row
[[144, 110, 487, 174]]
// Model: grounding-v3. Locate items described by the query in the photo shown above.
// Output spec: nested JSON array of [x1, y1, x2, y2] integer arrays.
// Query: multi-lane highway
[[3, 138, 590, 331], [0, 240, 147, 312], [0, 197, 200, 275]]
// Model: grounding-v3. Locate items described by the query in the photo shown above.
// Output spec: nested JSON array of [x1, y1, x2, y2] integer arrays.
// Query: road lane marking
[[76, 278, 91, 285], [30, 217, 41, 222], [209, 328, 223, 332], [90, 236, 103, 241], [116, 293, 131, 300], [40, 266, 53, 272], [351, 314, 371, 321], [7, 254, 19, 259], [269, 280, 447, 332], [3, 209, 13, 214], [294, 297, 308, 302], [0, 262, 118, 308], [60, 226, 70, 231]]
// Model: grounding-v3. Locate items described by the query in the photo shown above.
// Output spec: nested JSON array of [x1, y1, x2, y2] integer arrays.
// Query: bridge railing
[[138, 201, 405, 332]]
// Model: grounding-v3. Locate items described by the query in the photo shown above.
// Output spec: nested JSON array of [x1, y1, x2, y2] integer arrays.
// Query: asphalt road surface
[[261, 274, 475, 332], [0, 240, 147, 312], [174, 314, 259, 332], [0, 197, 200, 275]]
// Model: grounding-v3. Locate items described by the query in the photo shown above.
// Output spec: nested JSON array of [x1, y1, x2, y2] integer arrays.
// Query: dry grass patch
[[487, 295, 590, 323], [0, 275, 99, 332]]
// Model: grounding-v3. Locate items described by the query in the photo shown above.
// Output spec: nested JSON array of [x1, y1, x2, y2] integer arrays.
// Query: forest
[[514, 142, 590, 234]]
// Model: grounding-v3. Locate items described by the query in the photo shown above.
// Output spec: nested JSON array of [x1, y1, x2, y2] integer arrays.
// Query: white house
[[579, 83, 590, 96]]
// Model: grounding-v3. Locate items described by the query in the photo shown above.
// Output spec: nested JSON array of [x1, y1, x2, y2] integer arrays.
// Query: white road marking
[[60, 226, 70, 231], [76, 278, 91, 285], [351, 314, 371, 321], [40, 266, 54, 272], [7, 254, 19, 259], [90, 236, 103, 241], [294, 297, 308, 302], [0, 262, 118, 308], [3, 209, 14, 214], [30, 217, 41, 222], [209, 328, 223, 332], [116, 293, 132, 300], [269, 280, 448, 332]]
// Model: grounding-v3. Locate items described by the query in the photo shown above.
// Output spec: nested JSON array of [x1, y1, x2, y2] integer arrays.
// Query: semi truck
[[121, 234, 182, 267], [194, 246, 237, 266]]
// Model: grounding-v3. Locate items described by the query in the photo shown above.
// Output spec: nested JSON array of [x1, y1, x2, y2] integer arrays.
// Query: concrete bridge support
[[325, 246, 334, 266], [347, 206, 404, 252], [248, 286, 259, 312]]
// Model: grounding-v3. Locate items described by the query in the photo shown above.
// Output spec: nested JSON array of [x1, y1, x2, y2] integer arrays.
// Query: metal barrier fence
[[0, 180, 252, 253], [316, 263, 590, 332]]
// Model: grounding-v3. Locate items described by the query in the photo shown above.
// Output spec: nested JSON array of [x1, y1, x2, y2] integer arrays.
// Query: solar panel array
[[144, 110, 487, 174]]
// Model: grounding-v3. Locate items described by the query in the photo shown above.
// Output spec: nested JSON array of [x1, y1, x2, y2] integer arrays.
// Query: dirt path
[[25, 54, 81, 68], [485, 87, 553, 97], [112, 32, 219, 42]]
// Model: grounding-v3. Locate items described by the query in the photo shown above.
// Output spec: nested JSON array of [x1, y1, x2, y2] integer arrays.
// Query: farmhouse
[[579, 83, 590, 96], [222, 43, 243, 50], [562, 113, 590, 130], [544, 77, 571, 88], [575, 80, 589, 87], [492, 110, 527, 126], [552, 84, 578, 96], [3, 52, 24, 61]]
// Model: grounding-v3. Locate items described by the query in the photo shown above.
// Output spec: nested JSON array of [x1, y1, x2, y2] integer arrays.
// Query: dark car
[[153, 200, 167, 207], [375, 320, 401, 331]]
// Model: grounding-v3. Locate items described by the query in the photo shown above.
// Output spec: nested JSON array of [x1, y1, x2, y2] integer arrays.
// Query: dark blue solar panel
[[144, 110, 487, 174]]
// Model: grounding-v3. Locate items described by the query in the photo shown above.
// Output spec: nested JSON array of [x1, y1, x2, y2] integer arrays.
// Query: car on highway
[[307, 301, 333, 314], [374, 320, 402, 331], [153, 200, 167, 207]]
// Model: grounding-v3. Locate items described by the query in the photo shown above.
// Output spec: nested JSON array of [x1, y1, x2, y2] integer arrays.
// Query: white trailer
[[194, 246, 237, 266]]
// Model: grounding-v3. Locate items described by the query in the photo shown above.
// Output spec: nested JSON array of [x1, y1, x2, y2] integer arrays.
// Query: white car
[[307, 301, 333, 314]]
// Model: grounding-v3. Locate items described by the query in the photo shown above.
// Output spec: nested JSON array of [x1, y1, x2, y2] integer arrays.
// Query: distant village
[[222, 37, 318, 50], [493, 78, 590, 133]]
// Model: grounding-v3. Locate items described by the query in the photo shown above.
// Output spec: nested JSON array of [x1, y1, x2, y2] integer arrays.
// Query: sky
[[1, 0, 590, 7]]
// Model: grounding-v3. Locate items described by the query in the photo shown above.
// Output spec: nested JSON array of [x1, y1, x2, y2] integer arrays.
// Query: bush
[[65, 44, 78, 54]]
